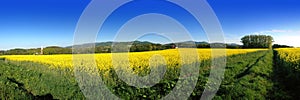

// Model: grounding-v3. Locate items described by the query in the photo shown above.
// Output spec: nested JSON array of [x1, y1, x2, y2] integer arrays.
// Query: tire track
[[234, 52, 268, 79], [221, 51, 268, 86]]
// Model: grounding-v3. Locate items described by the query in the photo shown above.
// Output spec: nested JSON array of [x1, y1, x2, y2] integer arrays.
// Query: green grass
[[0, 60, 84, 99], [273, 50, 300, 99], [0, 50, 297, 99], [214, 50, 274, 99]]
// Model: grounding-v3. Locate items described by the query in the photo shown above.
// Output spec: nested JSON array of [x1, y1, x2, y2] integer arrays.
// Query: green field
[[0, 49, 299, 99]]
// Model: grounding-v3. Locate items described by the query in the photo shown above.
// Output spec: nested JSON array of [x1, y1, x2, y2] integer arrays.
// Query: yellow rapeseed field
[[2, 49, 265, 71], [276, 48, 300, 65], [276, 48, 300, 63]]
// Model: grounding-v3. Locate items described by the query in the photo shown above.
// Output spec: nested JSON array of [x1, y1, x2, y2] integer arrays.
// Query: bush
[[0, 57, 5, 61]]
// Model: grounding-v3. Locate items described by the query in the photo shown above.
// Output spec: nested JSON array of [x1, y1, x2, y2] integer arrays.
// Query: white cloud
[[264, 29, 292, 33], [274, 36, 300, 47]]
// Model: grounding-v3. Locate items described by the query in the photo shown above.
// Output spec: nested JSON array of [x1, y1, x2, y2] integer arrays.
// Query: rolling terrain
[[0, 48, 299, 99]]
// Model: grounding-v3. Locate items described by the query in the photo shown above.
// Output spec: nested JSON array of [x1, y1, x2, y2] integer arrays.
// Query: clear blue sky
[[1, 0, 300, 50]]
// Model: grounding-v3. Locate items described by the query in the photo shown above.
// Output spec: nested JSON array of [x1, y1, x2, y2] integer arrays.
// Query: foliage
[[43, 46, 72, 55], [241, 35, 273, 49], [0, 49, 267, 99], [2, 48, 299, 99], [1, 41, 252, 55], [2, 41, 174, 55], [272, 44, 293, 48], [0, 60, 84, 99], [274, 48, 300, 99], [213, 50, 281, 99], [4, 48, 34, 55], [3, 49, 264, 70], [0, 50, 4, 55]]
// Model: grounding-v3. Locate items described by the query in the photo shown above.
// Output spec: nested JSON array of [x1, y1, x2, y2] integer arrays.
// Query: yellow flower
[[2, 49, 265, 72]]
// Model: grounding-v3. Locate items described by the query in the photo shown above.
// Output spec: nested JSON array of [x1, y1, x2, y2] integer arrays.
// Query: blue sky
[[0, 0, 300, 50]]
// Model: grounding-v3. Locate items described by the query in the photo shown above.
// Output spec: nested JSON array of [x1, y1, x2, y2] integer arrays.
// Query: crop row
[[0, 49, 267, 99], [274, 48, 300, 99]]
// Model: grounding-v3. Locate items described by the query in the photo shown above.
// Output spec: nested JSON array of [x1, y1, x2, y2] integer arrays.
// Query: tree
[[43, 46, 72, 55], [0, 50, 4, 55], [241, 35, 273, 49], [4, 48, 28, 55], [272, 44, 293, 48]]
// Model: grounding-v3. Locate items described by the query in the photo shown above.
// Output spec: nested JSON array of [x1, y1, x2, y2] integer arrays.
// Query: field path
[[270, 50, 297, 99], [234, 52, 268, 79]]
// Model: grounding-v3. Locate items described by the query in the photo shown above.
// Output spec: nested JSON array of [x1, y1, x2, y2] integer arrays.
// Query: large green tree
[[241, 35, 273, 49], [0, 50, 4, 55]]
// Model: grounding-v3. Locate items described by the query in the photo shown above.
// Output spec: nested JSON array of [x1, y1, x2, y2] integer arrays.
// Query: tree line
[[0, 41, 240, 55], [0, 41, 177, 55], [241, 35, 293, 49], [241, 35, 273, 48], [1, 47, 72, 55], [0, 36, 293, 55]]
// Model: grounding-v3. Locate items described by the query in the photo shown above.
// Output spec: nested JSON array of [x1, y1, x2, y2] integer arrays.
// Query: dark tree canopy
[[272, 44, 293, 48], [1, 41, 248, 55], [241, 35, 273, 49], [0, 50, 5, 55]]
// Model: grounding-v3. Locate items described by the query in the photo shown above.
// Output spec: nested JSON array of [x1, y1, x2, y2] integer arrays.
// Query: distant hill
[[2, 41, 245, 55], [67, 41, 157, 48]]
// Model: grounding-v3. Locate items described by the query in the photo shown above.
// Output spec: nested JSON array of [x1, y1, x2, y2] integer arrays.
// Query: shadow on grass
[[269, 50, 299, 99]]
